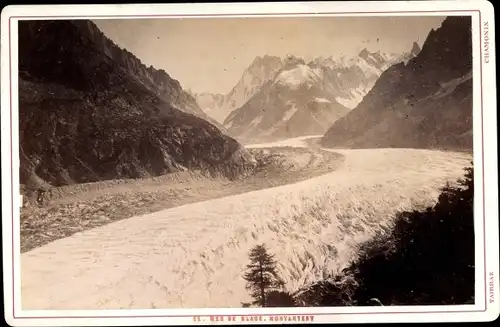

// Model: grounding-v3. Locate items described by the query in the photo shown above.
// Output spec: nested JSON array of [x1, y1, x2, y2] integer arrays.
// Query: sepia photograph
[[1, 1, 498, 325]]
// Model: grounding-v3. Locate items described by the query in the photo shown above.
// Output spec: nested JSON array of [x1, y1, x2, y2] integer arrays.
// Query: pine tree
[[243, 244, 283, 307]]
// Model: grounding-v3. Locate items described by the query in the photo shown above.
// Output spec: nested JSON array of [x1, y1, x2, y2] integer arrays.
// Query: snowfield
[[21, 136, 472, 309], [314, 97, 331, 103], [273, 65, 322, 90], [335, 85, 370, 109]]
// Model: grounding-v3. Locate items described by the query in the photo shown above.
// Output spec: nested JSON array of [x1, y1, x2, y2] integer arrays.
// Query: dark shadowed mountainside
[[321, 16, 473, 150], [18, 20, 256, 190]]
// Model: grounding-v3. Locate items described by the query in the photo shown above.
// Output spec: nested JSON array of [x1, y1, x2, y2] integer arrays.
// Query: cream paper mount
[[1, 1, 498, 325]]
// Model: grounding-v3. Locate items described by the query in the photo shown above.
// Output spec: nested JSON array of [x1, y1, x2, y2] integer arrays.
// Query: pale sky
[[94, 16, 445, 94]]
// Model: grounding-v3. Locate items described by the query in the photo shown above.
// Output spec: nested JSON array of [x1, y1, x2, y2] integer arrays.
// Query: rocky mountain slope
[[321, 16, 472, 150], [82, 20, 219, 127], [18, 20, 256, 191]]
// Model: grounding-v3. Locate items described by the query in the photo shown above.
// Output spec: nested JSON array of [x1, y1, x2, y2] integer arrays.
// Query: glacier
[[21, 136, 472, 310]]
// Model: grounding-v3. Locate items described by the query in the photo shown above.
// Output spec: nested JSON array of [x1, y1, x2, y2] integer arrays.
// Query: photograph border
[[2, 1, 498, 325]]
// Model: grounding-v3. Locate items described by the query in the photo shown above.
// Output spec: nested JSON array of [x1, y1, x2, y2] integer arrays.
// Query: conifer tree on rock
[[243, 244, 283, 307]]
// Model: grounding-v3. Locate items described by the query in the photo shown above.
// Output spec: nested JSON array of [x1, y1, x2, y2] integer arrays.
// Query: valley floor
[[20, 136, 472, 310]]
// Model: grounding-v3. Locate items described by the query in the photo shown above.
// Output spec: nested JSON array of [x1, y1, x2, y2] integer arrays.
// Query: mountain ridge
[[194, 43, 420, 126], [220, 43, 420, 142]]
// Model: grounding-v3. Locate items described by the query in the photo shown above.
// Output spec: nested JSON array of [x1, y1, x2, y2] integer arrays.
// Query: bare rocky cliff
[[18, 20, 256, 190]]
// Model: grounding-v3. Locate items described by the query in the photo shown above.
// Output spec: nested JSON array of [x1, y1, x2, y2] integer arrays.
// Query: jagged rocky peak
[[358, 48, 371, 59], [358, 48, 384, 60], [410, 41, 421, 56], [283, 55, 306, 68], [357, 48, 388, 69], [246, 55, 283, 75], [308, 56, 337, 69], [252, 54, 282, 65]]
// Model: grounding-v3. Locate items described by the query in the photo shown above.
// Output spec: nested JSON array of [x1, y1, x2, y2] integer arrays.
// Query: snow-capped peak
[[222, 55, 285, 115], [273, 64, 322, 90]]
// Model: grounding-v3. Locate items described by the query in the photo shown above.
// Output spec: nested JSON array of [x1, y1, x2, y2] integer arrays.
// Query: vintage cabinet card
[[1, 1, 498, 325]]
